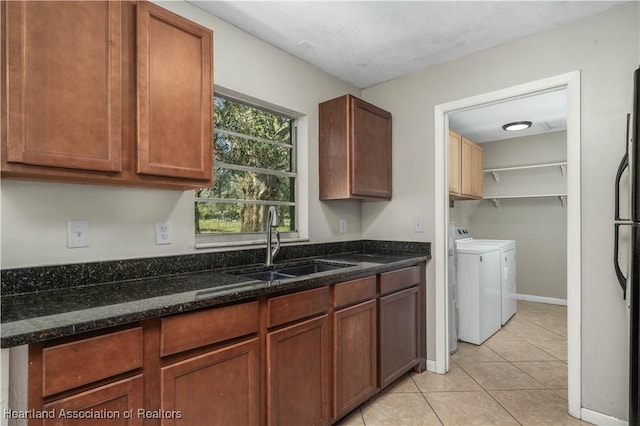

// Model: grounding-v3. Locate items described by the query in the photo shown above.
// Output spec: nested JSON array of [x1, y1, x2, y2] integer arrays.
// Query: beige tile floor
[[336, 301, 591, 426]]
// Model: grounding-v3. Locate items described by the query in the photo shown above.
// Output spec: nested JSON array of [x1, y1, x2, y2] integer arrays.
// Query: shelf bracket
[[559, 195, 566, 207], [491, 171, 500, 183], [490, 198, 501, 209], [560, 164, 567, 177]]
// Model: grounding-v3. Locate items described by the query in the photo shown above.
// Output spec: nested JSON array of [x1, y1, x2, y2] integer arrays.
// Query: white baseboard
[[426, 359, 437, 373], [581, 408, 628, 426], [517, 293, 568, 306]]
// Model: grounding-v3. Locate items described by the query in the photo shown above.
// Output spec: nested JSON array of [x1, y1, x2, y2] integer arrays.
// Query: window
[[195, 95, 297, 243]]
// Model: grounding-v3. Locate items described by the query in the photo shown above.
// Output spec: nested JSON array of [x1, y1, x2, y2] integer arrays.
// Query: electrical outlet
[[67, 220, 90, 248], [339, 219, 348, 234], [155, 221, 172, 245], [413, 216, 424, 233]]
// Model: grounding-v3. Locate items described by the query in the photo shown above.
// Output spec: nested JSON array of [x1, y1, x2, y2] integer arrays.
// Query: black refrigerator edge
[[614, 65, 640, 425]]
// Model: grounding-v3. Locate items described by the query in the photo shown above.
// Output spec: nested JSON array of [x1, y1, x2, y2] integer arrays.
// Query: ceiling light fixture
[[502, 121, 532, 131]]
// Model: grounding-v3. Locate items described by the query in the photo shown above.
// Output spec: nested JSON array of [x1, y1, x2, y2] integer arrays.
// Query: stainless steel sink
[[242, 270, 295, 281], [277, 262, 350, 276], [237, 260, 356, 281]]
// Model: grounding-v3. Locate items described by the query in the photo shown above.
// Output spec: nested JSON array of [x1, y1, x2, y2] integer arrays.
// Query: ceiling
[[190, 1, 626, 89], [189, 1, 623, 142], [449, 89, 567, 143]]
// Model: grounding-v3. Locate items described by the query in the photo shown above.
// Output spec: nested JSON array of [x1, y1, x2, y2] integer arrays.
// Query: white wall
[[362, 3, 638, 420], [0, 1, 363, 268]]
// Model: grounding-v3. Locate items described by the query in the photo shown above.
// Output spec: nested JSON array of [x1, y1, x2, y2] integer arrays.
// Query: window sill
[[195, 237, 309, 250]]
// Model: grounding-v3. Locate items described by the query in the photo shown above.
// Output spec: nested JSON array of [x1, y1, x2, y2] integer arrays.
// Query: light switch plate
[[339, 219, 348, 234], [413, 216, 424, 233], [67, 220, 90, 248]]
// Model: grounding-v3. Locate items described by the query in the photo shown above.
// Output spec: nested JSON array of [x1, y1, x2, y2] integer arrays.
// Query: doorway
[[433, 71, 581, 417]]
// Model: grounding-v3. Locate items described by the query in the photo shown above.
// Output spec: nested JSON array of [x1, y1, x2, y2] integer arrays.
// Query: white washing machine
[[472, 239, 517, 324], [455, 240, 502, 345]]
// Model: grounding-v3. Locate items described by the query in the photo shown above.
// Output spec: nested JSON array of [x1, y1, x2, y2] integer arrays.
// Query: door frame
[[433, 71, 581, 417]]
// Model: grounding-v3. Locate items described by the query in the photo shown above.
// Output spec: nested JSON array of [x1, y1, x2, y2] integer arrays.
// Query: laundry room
[[449, 90, 569, 309]]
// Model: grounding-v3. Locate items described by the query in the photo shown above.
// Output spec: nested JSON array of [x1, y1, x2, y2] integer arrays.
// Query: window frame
[[195, 93, 301, 248]]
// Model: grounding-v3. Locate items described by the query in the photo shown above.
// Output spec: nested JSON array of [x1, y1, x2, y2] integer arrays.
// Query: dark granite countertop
[[1, 240, 430, 348]]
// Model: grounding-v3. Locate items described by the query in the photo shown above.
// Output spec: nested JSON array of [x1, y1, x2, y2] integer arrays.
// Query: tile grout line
[[410, 375, 446, 426]]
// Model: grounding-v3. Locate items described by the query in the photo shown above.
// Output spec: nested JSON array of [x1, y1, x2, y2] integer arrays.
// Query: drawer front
[[161, 301, 259, 357], [379, 266, 420, 295], [42, 327, 143, 397], [268, 286, 330, 328], [333, 276, 377, 308]]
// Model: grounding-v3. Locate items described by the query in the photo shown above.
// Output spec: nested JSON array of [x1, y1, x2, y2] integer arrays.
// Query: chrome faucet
[[265, 206, 281, 267]]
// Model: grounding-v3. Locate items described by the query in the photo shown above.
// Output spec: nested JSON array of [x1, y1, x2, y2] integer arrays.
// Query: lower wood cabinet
[[332, 299, 377, 419], [267, 314, 330, 426], [42, 376, 143, 426], [160, 338, 260, 426], [26, 263, 426, 426], [379, 286, 420, 388]]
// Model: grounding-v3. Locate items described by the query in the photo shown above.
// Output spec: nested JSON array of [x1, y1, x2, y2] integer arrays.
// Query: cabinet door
[[351, 97, 392, 199], [461, 137, 483, 198], [379, 287, 419, 388], [448, 131, 461, 194], [4, 1, 122, 172], [137, 2, 213, 181], [267, 315, 330, 426], [42, 375, 143, 426], [333, 299, 377, 420], [160, 338, 260, 426], [470, 140, 484, 198]]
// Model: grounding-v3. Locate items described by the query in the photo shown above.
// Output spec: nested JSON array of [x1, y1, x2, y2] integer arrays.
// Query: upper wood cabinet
[[449, 131, 462, 194], [3, 1, 123, 173], [136, 2, 212, 181], [319, 94, 392, 200], [449, 130, 484, 199], [1, 1, 213, 190], [461, 136, 484, 198]]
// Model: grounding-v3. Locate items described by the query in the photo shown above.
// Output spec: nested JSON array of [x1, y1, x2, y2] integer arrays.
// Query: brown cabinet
[[160, 300, 259, 357], [136, 2, 212, 182], [3, 1, 123, 174], [41, 328, 143, 397], [160, 338, 260, 426], [266, 288, 331, 426], [28, 327, 144, 426], [159, 301, 260, 425], [333, 299, 377, 419], [378, 267, 421, 388], [449, 130, 484, 199], [319, 94, 392, 200], [1, 1, 213, 190], [267, 315, 330, 426], [43, 376, 144, 426], [25, 263, 426, 426], [332, 277, 377, 420]]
